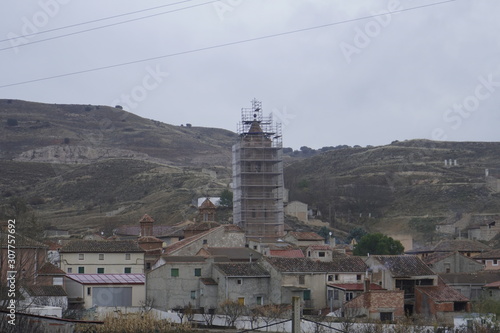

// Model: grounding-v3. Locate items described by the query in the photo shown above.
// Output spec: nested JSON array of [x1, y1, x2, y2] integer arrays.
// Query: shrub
[[7, 118, 18, 126]]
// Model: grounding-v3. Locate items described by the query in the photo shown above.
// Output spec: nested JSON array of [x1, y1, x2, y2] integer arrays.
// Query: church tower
[[232, 99, 284, 239]]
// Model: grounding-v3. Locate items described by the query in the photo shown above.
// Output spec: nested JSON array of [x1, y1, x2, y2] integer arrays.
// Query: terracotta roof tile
[[215, 263, 270, 277], [24, 285, 67, 297], [432, 239, 490, 252], [372, 255, 435, 277], [269, 249, 305, 258], [416, 285, 469, 302], [265, 256, 366, 273], [474, 249, 500, 260], [139, 214, 155, 223], [439, 271, 500, 284], [38, 262, 65, 275], [60, 240, 145, 253], [201, 247, 262, 261]]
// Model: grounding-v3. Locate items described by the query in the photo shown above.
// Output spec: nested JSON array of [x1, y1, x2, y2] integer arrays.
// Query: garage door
[[92, 287, 132, 307]]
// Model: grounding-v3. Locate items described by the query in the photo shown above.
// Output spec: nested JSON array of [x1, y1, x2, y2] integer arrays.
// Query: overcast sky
[[1, 0, 499, 150]]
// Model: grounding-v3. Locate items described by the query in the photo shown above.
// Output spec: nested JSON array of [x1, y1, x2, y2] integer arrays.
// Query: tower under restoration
[[232, 99, 284, 238]]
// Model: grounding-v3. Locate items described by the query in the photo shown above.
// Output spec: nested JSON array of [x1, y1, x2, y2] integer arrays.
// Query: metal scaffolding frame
[[232, 99, 284, 238]]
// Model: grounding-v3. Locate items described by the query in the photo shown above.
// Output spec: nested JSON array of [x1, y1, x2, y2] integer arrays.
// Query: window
[[237, 279, 243, 285], [345, 292, 354, 301], [194, 268, 201, 277], [124, 267, 131, 274], [307, 251, 311, 257], [171, 268, 179, 277], [191, 290, 196, 300], [146, 263, 151, 270], [125, 253, 131, 260], [67, 268, 72, 273], [79, 254, 84, 260], [78, 267, 85, 274], [328, 275, 333, 282], [99, 254, 104, 260], [356, 274, 362, 281], [203, 239, 208, 245], [256, 296, 263, 305], [380, 312, 393, 322], [298, 275, 305, 285], [97, 268, 104, 274], [493, 260, 498, 266], [318, 252, 325, 257], [238, 297, 245, 305], [303, 290, 311, 301], [334, 274, 339, 281], [334, 290, 339, 300], [87, 287, 91, 296], [53, 277, 63, 285]]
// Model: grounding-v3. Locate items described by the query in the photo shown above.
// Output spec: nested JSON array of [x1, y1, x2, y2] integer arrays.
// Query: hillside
[[0, 99, 235, 231], [284, 140, 500, 244]]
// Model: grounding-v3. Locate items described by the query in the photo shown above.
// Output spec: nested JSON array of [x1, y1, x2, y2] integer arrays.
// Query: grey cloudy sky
[[1, 0, 499, 150]]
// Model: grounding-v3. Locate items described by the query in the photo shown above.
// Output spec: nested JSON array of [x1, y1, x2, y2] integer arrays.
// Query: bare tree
[[218, 299, 246, 328]]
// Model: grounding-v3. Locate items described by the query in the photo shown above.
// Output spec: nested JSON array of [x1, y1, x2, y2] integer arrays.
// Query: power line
[[0, 0, 218, 52], [0, 0, 199, 44], [0, 0, 457, 89]]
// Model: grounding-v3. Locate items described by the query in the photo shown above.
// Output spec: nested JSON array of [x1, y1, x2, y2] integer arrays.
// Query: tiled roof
[[269, 249, 305, 258], [440, 271, 500, 285], [24, 285, 67, 297], [416, 285, 469, 302], [473, 249, 500, 260], [66, 274, 145, 285], [214, 263, 270, 277], [328, 283, 384, 291], [265, 256, 366, 273], [201, 247, 262, 261], [484, 281, 500, 288], [38, 262, 66, 275], [288, 232, 324, 241], [432, 239, 491, 252], [138, 236, 163, 243], [162, 256, 207, 263], [113, 225, 181, 237], [422, 252, 455, 265], [223, 224, 244, 232], [306, 245, 333, 251], [200, 278, 218, 285], [372, 255, 435, 277], [60, 240, 145, 253], [163, 227, 221, 255], [185, 222, 220, 231], [199, 198, 217, 209]]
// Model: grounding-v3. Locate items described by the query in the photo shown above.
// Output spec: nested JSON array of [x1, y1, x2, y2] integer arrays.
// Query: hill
[[0, 99, 235, 232], [284, 140, 500, 245]]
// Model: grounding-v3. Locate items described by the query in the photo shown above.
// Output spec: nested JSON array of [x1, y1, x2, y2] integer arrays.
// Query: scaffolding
[[232, 99, 284, 238]]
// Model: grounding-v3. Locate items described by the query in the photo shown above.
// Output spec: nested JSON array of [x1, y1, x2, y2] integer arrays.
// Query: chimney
[[364, 278, 371, 293], [139, 214, 154, 237]]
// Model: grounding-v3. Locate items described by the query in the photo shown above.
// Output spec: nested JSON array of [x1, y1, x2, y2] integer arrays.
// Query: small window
[[238, 297, 245, 305], [191, 290, 196, 300], [237, 279, 243, 285], [253, 246, 258, 250], [328, 275, 333, 282], [493, 260, 498, 266], [318, 252, 325, 257], [256, 296, 263, 305], [125, 253, 131, 260], [308, 251, 311, 257], [53, 277, 63, 285], [171, 268, 179, 277], [356, 274, 362, 281], [303, 290, 311, 301], [97, 268, 104, 274], [78, 267, 85, 274], [298, 275, 305, 285], [345, 292, 353, 301], [124, 267, 131, 274], [79, 254, 84, 260], [67, 268, 72, 273], [87, 287, 91, 296], [98, 254, 104, 260], [334, 290, 339, 300], [335, 274, 339, 281], [146, 263, 151, 270], [194, 268, 202, 277], [380, 312, 393, 322], [203, 239, 208, 245]]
